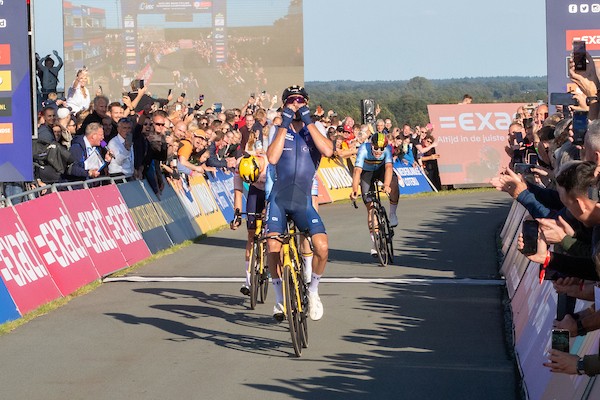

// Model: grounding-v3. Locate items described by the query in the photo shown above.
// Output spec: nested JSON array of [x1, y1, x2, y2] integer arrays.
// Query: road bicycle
[[233, 210, 269, 310], [267, 220, 310, 357], [354, 186, 394, 266]]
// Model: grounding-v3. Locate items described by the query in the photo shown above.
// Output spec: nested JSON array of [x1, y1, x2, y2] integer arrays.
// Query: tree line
[[305, 76, 547, 127]]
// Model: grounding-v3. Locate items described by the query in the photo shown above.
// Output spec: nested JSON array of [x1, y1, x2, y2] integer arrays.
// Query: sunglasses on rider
[[285, 96, 307, 105]]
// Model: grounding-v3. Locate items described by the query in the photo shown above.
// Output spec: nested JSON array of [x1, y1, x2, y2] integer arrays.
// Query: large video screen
[[37, 0, 303, 110]]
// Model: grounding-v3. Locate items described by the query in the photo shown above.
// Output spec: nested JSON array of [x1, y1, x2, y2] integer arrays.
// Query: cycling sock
[[244, 260, 250, 287], [370, 232, 375, 243], [302, 252, 313, 280], [308, 273, 322, 293], [390, 202, 398, 216], [272, 278, 283, 304]]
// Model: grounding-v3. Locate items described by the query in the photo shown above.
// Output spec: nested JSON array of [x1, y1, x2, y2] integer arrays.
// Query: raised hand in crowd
[[516, 230, 547, 264], [544, 349, 579, 375], [552, 277, 594, 300], [490, 167, 527, 199], [537, 216, 574, 245]]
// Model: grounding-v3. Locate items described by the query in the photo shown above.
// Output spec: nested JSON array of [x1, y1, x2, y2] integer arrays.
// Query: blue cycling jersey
[[270, 126, 321, 194], [355, 142, 392, 171], [266, 125, 326, 235]]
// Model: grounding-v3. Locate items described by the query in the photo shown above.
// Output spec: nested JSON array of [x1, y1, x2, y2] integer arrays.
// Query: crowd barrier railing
[[500, 201, 600, 399]]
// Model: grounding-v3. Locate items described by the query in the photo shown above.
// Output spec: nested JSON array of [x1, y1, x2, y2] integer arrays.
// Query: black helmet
[[282, 85, 309, 102]]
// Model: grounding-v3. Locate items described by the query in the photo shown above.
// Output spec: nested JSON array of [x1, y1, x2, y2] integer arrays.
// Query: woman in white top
[[66, 68, 91, 114]]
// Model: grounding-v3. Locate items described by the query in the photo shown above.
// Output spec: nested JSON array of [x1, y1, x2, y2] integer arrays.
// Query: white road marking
[[104, 276, 505, 286]]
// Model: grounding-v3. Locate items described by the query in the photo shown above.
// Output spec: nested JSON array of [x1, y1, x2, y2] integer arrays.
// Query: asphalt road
[[0, 191, 517, 400]]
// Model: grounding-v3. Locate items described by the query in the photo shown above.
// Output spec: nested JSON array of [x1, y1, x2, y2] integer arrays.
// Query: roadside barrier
[[500, 202, 600, 399], [0, 160, 434, 325]]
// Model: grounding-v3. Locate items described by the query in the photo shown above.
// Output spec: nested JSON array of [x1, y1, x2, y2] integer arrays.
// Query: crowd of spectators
[[491, 53, 600, 376], [1, 60, 443, 204]]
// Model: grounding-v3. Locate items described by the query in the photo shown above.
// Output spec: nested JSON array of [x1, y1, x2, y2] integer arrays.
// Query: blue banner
[[206, 170, 236, 222], [0, 0, 34, 182], [393, 161, 433, 195], [116, 180, 173, 254], [0, 279, 20, 324]]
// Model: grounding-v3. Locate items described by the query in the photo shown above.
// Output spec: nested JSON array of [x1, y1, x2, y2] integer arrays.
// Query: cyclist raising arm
[[350, 133, 399, 257], [266, 85, 333, 321]]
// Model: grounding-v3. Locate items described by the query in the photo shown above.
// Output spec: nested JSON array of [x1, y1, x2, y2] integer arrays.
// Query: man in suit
[[66, 122, 112, 181]]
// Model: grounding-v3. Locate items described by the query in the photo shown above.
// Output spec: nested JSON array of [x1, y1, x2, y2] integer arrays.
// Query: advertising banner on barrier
[[546, 1, 600, 102], [0, 207, 62, 314], [58, 189, 128, 276], [0, 278, 20, 324], [317, 157, 353, 202], [427, 103, 522, 185], [88, 185, 151, 268], [392, 161, 433, 195], [206, 170, 236, 223], [188, 174, 227, 232], [117, 180, 173, 254], [149, 183, 201, 245], [14, 193, 100, 295]]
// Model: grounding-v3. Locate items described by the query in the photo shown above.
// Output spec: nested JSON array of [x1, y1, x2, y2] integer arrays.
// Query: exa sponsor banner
[[0, 206, 62, 314]]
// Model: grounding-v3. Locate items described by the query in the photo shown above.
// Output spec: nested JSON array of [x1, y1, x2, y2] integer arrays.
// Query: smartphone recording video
[[573, 40, 586, 71], [514, 131, 524, 145], [521, 219, 539, 256], [549, 93, 578, 106], [551, 329, 570, 353], [572, 110, 589, 146]]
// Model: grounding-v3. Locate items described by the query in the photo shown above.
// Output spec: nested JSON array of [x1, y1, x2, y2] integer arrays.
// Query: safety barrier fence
[[0, 159, 433, 325], [500, 202, 599, 399]]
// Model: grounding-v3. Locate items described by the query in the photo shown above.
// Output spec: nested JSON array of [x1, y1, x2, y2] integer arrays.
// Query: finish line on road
[[103, 276, 505, 286]]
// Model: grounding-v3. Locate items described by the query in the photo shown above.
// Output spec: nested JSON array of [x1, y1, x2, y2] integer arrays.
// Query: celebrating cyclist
[[266, 85, 333, 322], [350, 133, 399, 257], [231, 154, 269, 296]]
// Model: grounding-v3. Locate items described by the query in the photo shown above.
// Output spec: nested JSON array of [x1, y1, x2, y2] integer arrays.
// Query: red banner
[[89, 185, 151, 267], [14, 193, 99, 295], [427, 103, 522, 185], [58, 189, 128, 276], [0, 207, 62, 314]]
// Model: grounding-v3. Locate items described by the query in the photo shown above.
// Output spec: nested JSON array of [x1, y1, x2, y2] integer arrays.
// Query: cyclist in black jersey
[[266, 85, 334, 321]]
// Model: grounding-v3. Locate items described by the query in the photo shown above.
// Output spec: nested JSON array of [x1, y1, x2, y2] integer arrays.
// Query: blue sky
[[34, 0, 548, 82]]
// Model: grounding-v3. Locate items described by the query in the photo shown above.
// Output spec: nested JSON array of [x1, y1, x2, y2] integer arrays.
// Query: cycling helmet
[[371, 133, 388, 149], [282, 85, 309, 102], [238, 155, 260, 183]]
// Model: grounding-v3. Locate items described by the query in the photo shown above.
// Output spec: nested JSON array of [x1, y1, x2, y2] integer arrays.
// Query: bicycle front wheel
[[249, 243, 259, 309], [283, 264, 302, 356], [379, 209, 394, 264], [259, 243, 269, 303], [370, 206, 389, 266]]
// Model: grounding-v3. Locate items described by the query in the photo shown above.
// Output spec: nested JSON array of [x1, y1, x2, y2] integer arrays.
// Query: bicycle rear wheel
[[370, 206, 389, 266], [283, 264, 302, 356]]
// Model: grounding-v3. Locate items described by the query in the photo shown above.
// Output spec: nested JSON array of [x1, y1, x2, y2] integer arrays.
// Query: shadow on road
[[245, 283, 516, 399]]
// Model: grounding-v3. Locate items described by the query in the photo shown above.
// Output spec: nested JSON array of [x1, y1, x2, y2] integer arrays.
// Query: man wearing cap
[[266, 85, 334, 322], [178, 129, 209, 175]]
